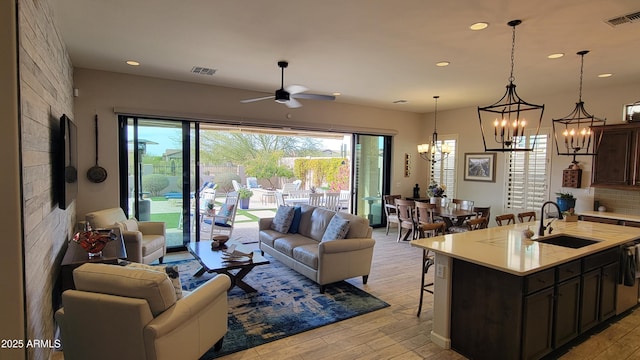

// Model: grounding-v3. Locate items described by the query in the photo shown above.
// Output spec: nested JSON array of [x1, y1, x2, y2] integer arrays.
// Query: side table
[[60, 229, 127, 291]]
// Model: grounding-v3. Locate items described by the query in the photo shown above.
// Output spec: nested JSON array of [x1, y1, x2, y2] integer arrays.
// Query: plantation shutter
[[431, 137, 457, 199], [506, 129, 550, 212]]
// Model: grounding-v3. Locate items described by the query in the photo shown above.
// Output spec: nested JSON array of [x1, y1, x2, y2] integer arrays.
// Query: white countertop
[[410, 220, 640, 276], [579, 210, 640, 223]]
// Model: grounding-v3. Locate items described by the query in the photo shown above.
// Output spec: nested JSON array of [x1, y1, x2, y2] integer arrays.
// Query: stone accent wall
[[594, 188, 640, 215], [19, 0, 75, 359]]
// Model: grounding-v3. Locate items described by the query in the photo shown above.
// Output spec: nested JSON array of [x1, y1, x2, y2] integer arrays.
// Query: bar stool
[[417, 222, 446, 317], [495, 213, 516, 226], [517, 211, 537, 223]]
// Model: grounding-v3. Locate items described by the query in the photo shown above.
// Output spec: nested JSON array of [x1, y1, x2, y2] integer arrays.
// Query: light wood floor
[[53, 227, 640, 359]]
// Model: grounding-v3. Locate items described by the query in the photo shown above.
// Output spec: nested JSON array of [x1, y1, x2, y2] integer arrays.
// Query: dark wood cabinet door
[[554, 277, 581, 347], [592, 129, 633, 186], [600, 262, 619, 321], [580, 269, 601, 332], [634, 130, 640, 186], [522, 287, 554, 360]]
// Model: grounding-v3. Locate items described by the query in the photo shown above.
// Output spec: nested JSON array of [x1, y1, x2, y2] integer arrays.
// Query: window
[[430, 136, 457, 199], [505, 129, 550, 212]]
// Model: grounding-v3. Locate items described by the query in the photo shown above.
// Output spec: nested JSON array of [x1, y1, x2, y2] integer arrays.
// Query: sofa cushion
[[259, 229, 288, 248], [293, 244, 319, 269], [73, 263, 177, 316], [271, 206, 296, 233], [273, 236, 318, 257], [322, 216, 351, 241], [299, 206, 336, 241], [85, 208, 127, 228], [288, 206, 302, 233], [118, 260, 182, 299]]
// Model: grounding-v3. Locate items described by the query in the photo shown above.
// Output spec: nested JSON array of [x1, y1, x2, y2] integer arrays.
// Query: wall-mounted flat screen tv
[[58, 114, 78, 209]]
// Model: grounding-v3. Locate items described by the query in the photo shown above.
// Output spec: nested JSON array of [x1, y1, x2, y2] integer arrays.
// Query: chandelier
[[477, 20, 544, 152], [552, 50, 606, 165], [417, 96, 450, 163]]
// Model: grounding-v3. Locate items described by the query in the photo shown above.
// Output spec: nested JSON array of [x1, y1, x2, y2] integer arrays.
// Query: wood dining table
[[432, 207, 477, 230]]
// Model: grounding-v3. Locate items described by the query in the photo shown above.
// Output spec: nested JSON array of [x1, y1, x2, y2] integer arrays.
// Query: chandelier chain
[[509, 23, 516, 83]]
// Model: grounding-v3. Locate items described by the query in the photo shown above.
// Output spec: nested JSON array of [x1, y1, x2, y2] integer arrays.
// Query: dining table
[[431, 206, 477, 230]]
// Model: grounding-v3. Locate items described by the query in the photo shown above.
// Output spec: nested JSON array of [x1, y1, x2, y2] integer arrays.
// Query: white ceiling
[[52, 0, 640, 113]]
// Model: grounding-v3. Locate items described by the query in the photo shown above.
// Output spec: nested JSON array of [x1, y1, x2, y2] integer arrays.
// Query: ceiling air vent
[[605, 10, 640, 27], [191, 66, 216, 76]]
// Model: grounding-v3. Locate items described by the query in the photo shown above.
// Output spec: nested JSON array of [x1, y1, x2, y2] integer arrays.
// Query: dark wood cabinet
[[451, 247, 619, 360], [591, 123, 640, 188]]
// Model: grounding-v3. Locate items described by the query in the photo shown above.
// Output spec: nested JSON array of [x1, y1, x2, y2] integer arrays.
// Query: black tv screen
[[58, 114, 78, 209]]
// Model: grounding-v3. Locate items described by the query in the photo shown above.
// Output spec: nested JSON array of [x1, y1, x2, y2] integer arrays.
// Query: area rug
[[170, 256, 389, 358]]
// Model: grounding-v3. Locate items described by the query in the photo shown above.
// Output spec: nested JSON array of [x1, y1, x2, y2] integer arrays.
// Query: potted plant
[[556, 192, 576, 213], [237, 188, 254, 209]]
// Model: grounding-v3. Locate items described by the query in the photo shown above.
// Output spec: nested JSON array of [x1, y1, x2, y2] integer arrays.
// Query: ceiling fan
[[240, 61, 335, 108]]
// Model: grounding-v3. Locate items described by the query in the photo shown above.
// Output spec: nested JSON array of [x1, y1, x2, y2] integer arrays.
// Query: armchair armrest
[[143, 275, 231, 359], [121, 230, 143, 262], [319, 238, 375, 254], [138, 221, 166, 235]]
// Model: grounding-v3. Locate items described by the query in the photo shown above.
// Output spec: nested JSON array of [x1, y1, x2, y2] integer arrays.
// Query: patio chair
[[308, 193, 324, 207], [323, 192, 341, 212], [202, 192, 239, 239], [246, 177, 261, 189]]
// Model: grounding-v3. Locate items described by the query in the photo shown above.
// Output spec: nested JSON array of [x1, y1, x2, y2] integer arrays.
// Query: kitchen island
[[411, 220, 640, 360]]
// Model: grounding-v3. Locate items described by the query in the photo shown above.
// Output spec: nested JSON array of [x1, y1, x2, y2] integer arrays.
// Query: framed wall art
[[464, 152, 496, 182]]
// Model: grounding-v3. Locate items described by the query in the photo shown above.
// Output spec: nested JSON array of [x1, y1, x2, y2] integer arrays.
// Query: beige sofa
[[56, 263, 230, 360], [259, 205, 375, 292], [85, 207, 166, 264]]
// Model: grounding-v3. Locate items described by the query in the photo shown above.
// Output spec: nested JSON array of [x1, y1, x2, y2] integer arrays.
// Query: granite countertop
[[410, 220, 640, 276], [579, 210, 640, 223]]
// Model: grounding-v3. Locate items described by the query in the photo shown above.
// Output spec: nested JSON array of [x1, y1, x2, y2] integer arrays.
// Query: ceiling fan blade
[[285, 84, 308, 95], [285, 98, 302, 108], [292, 93, 336, 101], [240, 95, 275, 103]]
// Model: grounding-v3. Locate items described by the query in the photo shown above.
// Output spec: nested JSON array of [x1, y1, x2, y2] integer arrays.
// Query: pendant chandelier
[[478, 20, 544, 152], [418, 96, 451, 163], [552, 50, 606, 165]]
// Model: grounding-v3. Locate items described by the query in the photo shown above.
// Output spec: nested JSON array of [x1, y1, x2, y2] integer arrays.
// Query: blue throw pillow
[[288, 206, 302, 233]]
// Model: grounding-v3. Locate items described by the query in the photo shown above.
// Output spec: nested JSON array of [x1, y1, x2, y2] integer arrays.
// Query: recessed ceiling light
[[332, 92, 341, 96], [393, 99, 408, 104], [436, 61, 450, 67], [469, 22, 489, 31], [598, 73, 613, 78], [547, 53, 564, 59], [126, 60, 140, 66]]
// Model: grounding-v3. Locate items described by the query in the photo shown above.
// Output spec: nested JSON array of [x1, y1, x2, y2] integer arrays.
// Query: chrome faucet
[[538, 201, 564, 236]]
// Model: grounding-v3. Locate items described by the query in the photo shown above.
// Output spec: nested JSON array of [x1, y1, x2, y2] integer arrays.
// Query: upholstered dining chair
[[85, 207, 166, 265], [452, 199, 475, 211], [417, 221, 446, 317], [518, 211, 537, 223], [383, 195, 402, 235], [495, 213, 516, 226], [414, 201, 439, 237], [394, 198, 416, 242]]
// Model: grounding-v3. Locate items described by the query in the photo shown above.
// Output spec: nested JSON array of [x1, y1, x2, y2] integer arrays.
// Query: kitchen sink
[[536, 235, 600, 249]]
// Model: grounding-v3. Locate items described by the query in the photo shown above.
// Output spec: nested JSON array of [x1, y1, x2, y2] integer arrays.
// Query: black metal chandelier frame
[[477, 19, 545, 152]]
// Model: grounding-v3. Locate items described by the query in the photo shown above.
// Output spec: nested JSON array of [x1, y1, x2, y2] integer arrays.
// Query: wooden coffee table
[[187, 240, 269, 293]]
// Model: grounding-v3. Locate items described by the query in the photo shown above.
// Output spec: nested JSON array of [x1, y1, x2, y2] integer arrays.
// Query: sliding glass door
[[352, 134, 391, 227], [119, 117, 193, 250]]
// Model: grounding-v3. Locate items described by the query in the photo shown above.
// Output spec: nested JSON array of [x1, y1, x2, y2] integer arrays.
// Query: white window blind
[[431, 137, 457, 199], [505, 129, 550, 212]]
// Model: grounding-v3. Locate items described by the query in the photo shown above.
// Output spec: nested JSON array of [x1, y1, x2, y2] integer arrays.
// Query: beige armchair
[[56, 263, 231, 360], [85, 207, 166, 264]]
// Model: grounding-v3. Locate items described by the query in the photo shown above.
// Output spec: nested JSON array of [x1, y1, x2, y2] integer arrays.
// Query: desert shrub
[[142, 174, 170, 196], [214, 172, 241, 193]]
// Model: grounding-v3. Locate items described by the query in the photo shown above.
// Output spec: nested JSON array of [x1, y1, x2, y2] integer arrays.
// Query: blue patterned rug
[[170, 256, 389, 358]]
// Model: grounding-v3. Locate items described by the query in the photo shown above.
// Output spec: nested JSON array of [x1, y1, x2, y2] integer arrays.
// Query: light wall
[[72, 68, 424, 216], [419, 81, 640, 223]]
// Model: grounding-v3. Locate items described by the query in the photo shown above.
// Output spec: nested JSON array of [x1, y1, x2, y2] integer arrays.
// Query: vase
[[556, 198, 576, 212], [430, 197, 440, 205]]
